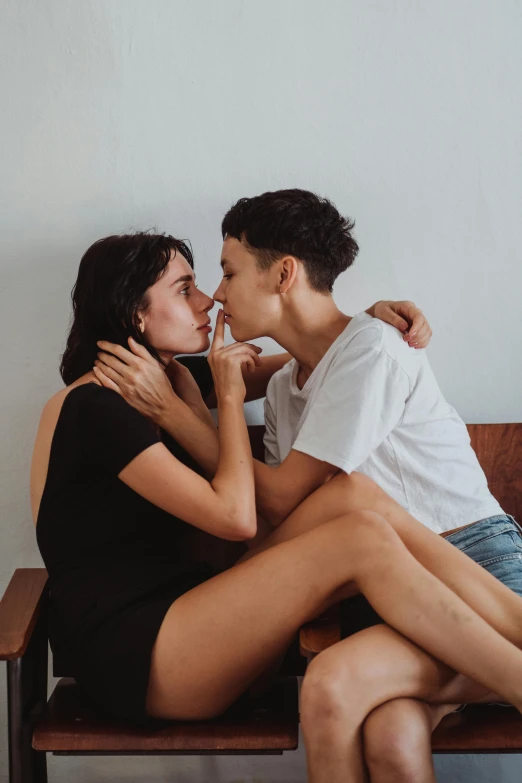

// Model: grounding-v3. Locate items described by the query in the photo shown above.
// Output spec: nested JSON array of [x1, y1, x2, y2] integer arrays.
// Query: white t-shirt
[[264, 312, 503, 535]]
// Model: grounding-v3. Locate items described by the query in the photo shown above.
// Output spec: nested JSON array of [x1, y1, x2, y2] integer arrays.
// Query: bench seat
[[32, 676, 299, 755]]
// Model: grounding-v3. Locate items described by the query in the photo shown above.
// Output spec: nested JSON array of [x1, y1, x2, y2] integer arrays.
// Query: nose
[[202, 292, 214, 313], [213, 280, 224, 304]]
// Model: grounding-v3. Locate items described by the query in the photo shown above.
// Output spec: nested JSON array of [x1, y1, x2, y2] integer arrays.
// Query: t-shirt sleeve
[[175, 355, 214, 400], [78, 387, 161, 476], [292, 347, 410, 473], [263, 394, 281, 467]]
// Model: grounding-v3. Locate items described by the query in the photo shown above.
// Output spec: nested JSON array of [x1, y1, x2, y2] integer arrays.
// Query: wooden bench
[[2, 424, 521, 782], [300, 423, 522, 755]]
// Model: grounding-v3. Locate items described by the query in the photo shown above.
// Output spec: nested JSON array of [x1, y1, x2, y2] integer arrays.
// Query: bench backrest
[[467, 423, 522, 522]]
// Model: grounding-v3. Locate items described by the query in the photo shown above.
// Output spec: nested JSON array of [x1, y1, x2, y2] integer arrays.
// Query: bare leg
[[242, 471, 522, 647], [147, 509, 522, 720], [301, 624, 503, 783], [363, 699, 457, 783]]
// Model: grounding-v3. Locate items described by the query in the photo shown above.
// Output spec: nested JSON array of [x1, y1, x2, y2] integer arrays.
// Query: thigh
[[146, 517, 361, 721]]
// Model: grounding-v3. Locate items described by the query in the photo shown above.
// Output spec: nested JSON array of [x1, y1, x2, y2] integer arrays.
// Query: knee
[[363, 700, 432, 777], [337, 509, 398, 559], [300, 656, 355, 731], [300, 648, 372, 733]]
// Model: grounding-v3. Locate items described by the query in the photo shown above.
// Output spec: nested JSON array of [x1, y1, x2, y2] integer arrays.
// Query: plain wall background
[[1, 1, 521, 780]]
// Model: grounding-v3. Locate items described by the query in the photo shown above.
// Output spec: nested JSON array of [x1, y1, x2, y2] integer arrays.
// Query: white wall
[[1, 1, 521, 781]]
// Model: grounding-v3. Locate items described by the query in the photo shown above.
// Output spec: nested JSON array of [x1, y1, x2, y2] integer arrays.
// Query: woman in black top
[[32, 233, 522, 741]]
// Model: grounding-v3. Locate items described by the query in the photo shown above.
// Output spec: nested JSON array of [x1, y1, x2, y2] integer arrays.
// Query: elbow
[[225, 510, 257, 542]]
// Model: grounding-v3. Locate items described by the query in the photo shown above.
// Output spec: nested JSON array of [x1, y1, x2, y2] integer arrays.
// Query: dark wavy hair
[[221, 188, 359, 293], [60, 232, 194, 385]]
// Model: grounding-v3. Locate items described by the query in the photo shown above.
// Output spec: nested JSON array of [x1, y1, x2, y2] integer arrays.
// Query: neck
[[269, 297, 352, 382]]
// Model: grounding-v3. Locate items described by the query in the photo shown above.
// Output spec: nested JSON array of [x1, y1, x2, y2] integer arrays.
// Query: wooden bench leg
[[7, 613, 48, 783]]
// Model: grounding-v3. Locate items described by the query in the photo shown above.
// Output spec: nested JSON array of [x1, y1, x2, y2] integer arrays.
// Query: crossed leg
[[237, 470, 522, 779], [241, 470, 522, 646], [300, 624, 503, 783], [363, 674, 511, 782]]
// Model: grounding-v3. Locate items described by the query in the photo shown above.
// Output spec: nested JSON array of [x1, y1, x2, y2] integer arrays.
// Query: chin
[[163, 333, 210, 357], [229, 322, 261, 343], [197, 333, 211, 351]]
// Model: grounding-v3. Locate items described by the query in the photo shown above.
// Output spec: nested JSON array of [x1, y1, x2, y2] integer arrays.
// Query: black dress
[[36, 356, 220, 727]]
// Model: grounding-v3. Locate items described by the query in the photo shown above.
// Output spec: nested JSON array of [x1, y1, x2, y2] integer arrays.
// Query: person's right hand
[[93, 337, 177, 426], [207, 310, 263, 402]]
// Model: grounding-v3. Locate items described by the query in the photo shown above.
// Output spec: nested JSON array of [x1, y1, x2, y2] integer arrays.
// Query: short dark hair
[[60, 232, 193, 385], [221, 188, 359, 293]]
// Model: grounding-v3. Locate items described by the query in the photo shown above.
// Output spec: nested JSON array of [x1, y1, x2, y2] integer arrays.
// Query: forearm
[[211, 395, 256, 532], [159, 398, 219, 478], [252, 455, 340, 529]]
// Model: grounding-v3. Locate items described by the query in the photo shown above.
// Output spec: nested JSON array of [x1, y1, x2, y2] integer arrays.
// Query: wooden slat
[[33, 677, 299, 753], [0, 568, 48, 660], [299, 606, 340, 659], [467, 423, 522, 523], [432, 704, 522, 752]]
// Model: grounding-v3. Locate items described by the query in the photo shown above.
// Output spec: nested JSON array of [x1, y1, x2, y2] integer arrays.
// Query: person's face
[[139, 251, 214, 359], [213, 237, 279, 342]]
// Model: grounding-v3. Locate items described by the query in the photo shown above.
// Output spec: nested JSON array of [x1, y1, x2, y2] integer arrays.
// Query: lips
[[197, 321, 211, 330]]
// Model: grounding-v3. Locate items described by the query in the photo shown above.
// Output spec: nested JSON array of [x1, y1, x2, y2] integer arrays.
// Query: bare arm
[[253, 449, 338, 528], [119, 399, 254, 542], [109, 311, 260, 541], [157, 397, 219, 479]]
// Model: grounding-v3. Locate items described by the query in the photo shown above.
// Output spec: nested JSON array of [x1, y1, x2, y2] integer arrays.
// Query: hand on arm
[[366, 300, 433, 348]]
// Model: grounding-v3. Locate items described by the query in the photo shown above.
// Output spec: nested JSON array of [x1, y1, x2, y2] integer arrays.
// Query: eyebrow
[[220, 258, 230, 269], [169, 274, 195, 287]]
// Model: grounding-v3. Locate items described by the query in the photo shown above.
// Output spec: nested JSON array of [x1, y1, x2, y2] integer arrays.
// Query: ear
[[279, 256, 299, 294], [135, 312, 146, 334]]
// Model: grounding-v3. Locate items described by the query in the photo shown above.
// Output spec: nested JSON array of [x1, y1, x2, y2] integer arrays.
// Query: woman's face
[[139, 251, 214, 361]]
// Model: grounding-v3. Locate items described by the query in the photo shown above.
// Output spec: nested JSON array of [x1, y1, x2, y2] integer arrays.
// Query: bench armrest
[[0, 568, 48, 660], [299, 605, 341, 662]]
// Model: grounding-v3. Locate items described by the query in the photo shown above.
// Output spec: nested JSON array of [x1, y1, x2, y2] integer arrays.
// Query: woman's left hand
[[367, 300, 433, 348], [93, 337, 178, 425]]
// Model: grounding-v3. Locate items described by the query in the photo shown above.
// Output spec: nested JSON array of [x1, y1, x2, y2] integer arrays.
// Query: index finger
[[210, 309, 225, 352]]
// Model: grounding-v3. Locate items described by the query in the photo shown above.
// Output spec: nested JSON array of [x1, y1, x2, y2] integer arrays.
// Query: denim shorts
[[340, 514, 522, 638]]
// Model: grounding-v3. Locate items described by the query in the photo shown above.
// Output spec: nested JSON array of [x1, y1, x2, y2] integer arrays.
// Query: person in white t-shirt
[[211, 188, 522, 783], [96, 190, 522, 782]]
